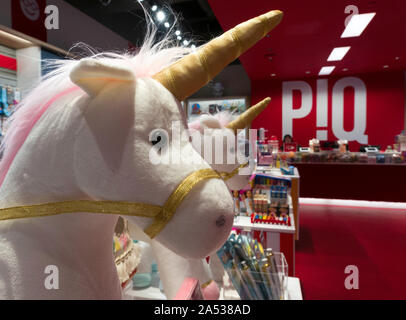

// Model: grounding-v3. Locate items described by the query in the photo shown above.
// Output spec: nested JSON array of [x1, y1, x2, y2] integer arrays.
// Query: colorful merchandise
[[217, 233, 286, 300], [113, 217, 141, 287], [0, 85, 20, 144]]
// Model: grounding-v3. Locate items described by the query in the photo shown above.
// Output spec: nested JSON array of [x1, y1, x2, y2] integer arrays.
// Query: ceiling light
[[191, 44, 196, 50], [271, 73, 276, 77], [156, 11, 166, 22], [175, 30, 181, 36], [383, 65, 389, 68], [177, 36, 182, 41], [319, 66, 335, 76], [342, 68, 349, 71], [305, 71, 311, 74], [164, 22, 170, 28], [327, 46, 351, 61], [151, 5, 158, 11], [341, 13, 376, 38], [395, 57, 400, 60], [183, 40, 189, 46]]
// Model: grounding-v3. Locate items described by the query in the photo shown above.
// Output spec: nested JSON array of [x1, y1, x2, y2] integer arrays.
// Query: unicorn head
[[0, 10, 283, 264]]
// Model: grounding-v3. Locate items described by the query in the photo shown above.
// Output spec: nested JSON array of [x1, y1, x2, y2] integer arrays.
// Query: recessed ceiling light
[[383, 65, 389, 68], [164, 22, 170, 28], [327, 46, 351, 61], [341, 13, 376, 38], [342, 68, 349, 71], [156, 11, 166, 22], [175, 30, 181, 36], [319, 66, 335, 76], [305, 71, 311, 74], [151, 5, 158, 11], [271, 73, 276, 77], [395, 57, 400, 60], [191, 44, 196, 50], [177, 36, 182, 41], [183, 39, 189, 46]]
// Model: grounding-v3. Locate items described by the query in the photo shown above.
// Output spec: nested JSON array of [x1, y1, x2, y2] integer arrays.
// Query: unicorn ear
[[70, 58, 135, 96]]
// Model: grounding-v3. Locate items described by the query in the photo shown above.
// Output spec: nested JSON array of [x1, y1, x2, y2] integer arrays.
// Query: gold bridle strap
[[0, 200, 162, 221], [0, 168, 222, 239], [218, 162, 249, 181], [143, 168, 221, 238]]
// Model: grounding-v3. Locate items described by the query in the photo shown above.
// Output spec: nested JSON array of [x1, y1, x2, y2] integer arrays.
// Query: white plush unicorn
[[0, 9, 282, 299]]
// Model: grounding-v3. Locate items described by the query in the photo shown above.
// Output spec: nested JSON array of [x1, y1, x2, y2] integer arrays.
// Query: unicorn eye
[[149, 129, 168, 147]]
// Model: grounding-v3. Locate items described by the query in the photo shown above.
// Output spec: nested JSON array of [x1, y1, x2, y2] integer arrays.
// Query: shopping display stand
[[233, 167, 299, 276], [255, 166, 300, 240]]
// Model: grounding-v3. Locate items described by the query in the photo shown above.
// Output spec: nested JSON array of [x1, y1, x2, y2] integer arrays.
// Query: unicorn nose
[[215, 212, 233, 230], [215, 215, 226, 227]]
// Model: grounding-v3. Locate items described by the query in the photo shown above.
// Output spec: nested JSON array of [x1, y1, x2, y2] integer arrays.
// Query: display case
[[185, 96, 249, 133], [287, 150, 406, 165]]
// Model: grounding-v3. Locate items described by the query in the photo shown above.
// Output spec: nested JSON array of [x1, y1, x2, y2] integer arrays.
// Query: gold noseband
[[0, 168, 222, 239]]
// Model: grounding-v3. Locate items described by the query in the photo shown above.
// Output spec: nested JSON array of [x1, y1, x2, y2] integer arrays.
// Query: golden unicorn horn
[[226, 97, 271, 132], [153, 10, 283, 101]]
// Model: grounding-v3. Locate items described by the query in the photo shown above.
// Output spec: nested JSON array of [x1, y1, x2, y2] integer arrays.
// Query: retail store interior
[[0, 0, 405, 300]]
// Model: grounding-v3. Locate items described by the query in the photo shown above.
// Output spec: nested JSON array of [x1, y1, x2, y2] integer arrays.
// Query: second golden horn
[[153, 10, 283, 101], [226, 97, 271, 132]]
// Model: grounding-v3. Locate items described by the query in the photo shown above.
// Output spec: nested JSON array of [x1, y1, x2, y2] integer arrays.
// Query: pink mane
[[0, 86, 80, 187], [0, 38, 192, 189]]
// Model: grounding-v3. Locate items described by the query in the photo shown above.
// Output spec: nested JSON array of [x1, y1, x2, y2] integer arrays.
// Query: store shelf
[[253, 166, 300, 240], [233, 214, 296, 234], [255, 166, 300, 179], [290, 161, 406, 166]]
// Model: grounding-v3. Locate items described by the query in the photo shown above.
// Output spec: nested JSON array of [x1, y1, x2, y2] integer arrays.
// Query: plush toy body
[[0, 10, 282, 299]]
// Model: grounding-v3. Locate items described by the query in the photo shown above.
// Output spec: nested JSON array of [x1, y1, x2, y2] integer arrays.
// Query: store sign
[[282, 77, 367, 144], [252, 71, 405, 149], [12, 0, 47, 41], [19, 0, 40, 21]]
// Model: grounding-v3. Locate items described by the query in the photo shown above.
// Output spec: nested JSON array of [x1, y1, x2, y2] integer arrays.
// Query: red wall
[[12, 0, 47, 42], [252, 71, 405, 151]]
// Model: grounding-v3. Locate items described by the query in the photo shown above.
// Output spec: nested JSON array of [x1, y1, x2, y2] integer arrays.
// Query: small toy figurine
[[246, 190, 254, 215]]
